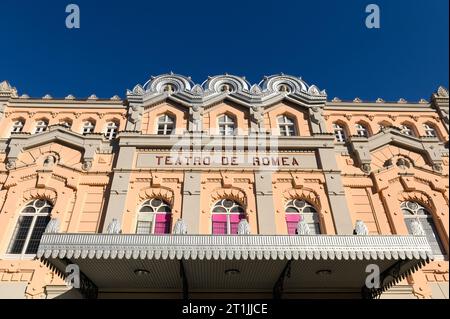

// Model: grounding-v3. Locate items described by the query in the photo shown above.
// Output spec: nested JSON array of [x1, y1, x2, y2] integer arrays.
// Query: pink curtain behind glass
[[154, 213, 171, 234]]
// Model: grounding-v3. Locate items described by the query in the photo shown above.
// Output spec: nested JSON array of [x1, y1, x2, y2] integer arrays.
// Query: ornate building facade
[[0, 74, 448, 299]]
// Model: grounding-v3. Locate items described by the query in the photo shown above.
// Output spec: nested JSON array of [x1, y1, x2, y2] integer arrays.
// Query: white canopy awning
[[37, 234, 433, 299]]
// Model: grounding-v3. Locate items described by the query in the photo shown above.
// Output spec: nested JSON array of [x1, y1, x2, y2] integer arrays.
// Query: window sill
[[1, 254, 37, 261]]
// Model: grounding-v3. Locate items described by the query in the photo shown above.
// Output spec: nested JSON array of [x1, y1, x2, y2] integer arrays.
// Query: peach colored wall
[[0, 106, 126, 138], [0, 97, 448, 299], [265, 102, 312, 136], [141, 102, 188, 134], [325, 111, 448, 140], [205, 101, 250, 135]]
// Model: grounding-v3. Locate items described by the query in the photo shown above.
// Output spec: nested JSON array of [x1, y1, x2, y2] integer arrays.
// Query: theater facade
[[0, 74, 448, 299]]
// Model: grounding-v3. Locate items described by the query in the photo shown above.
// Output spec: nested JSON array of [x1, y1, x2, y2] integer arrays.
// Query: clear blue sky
[[0, 0, 448, 101]]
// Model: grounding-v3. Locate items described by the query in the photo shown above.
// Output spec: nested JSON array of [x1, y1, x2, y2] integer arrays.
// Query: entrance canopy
[[37, 234, 432, 299]]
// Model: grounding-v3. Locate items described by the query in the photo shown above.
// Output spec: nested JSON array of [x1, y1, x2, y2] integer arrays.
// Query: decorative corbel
[[237, 219, 251, 235], [349, 137, 372, 174], [354, 220, 369, 235], [106, 219, 121, 234], [45, 218, 60, 233], [173, 219, 188, 234]]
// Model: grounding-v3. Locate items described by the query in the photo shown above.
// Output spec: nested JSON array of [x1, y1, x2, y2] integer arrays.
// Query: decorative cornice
[[126, 73, 328, 110]]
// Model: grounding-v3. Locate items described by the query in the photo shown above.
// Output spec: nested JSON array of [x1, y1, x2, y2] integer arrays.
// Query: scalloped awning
[[38, 234, 433, 261], [37, 234, 433, 298]]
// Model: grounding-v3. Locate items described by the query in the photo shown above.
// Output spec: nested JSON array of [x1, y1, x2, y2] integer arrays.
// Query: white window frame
[[34, 120, 48, 134], [11, 120, 25, 133], [400, 124, 415, 137], [401, 201, 446, 258], [82, 121, 95, 135], [333, 123, 346, 142], [217, 114, 236, 136], [423, 123, 437, 137], [60, 120, 72, 129], [211, 199, 245, 235], [6, 199, 52, 258], [104, 122, 118, 140], [277, 115, 297, 136], [156, 114, 175, 135], [136, 199, 172, 234], [285, 199, 321, 235], [355, 123, 369, 138]]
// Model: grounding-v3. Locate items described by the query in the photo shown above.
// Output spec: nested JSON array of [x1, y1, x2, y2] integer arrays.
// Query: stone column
[[254, 170, 277, 234], [317, 148, 354, 234], [102, 146, 135, 232], [181, 171, 202, 234]]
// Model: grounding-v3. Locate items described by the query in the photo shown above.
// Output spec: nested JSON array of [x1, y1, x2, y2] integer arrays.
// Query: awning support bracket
[[273, 260, 292, 299], [361, 259, 428, 299]]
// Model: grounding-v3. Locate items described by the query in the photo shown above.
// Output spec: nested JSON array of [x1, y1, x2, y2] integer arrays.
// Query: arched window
[[7, 199, 52, 255], [218, 114, 236, 136], [82, 121, 95, 135], [157, 114, 175, 135], [285, 199, 320, 235], [423, 123, 438, 138], [355, 123, 370, 138], [34, 120, 48, 134], [211, 199, 245, 235], [11, 120, 25, 133], [400, 124, 416, 137], [401, 201, 445, 256], [59, 119, 72, 129], [104, 122, 118, 140], [277, 115, 297, 136], [136, 199, 172, 234], [333, 123, 347, 142], [378, 121, 391, 132]]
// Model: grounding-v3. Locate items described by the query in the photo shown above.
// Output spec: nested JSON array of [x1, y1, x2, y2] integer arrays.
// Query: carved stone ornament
[[354, 220, 369, 235], [82, 160, 93, 171], [6, 159, 16, 170], [88, 94, 98, 100], [433, 163, 443, 173], [106, 219, 121, 234], [45, 218, 60, 234], [238, 219, 251, 235], [332, 97, 342, 102], [173, 219, 188, 235], [437, 86, 449, 98], [361, 163, 371, 174], [397, 98, 407, 104], [0, 80, 18, 97], [297, 219, 311, 235], [43, 155, 57, 169], [353, 97, 362, 103], [410, 220, 426, 236], [191, 84, 204, 95], [132, 84, 145, 95], [376, 98, 385, 103], [250, 84, 263, 95]]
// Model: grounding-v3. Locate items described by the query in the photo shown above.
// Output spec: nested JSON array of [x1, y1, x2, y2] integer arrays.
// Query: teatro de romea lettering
[[0, 74, 448, 299]]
